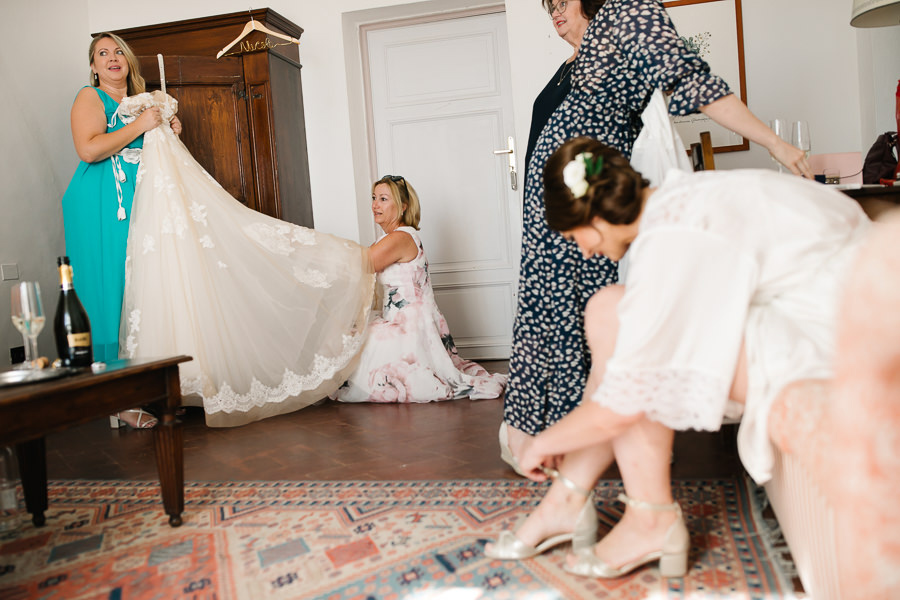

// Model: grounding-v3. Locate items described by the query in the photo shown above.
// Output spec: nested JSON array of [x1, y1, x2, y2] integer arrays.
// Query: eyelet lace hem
[[592, 366, 732, 431]]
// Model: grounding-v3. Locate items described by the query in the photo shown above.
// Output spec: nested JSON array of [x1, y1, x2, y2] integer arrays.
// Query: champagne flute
[[10, 282, 45, 369], [792, 120, 811, 159], [768, 119, 789, 173]]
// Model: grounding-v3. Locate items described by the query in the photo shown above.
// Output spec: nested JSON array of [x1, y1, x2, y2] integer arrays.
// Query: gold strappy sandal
[[498, 422, 527, 477], [564, 493, 689, 578], [485, 465, 598, 560], [109, 408, 158, 429]]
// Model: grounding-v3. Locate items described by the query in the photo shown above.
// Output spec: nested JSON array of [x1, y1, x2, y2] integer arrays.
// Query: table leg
[[15, 438, 47, 527], [153, 366, 185, 527]]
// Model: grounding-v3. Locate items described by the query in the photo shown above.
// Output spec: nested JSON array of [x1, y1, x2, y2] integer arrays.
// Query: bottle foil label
[[67, 333, 91, 347]]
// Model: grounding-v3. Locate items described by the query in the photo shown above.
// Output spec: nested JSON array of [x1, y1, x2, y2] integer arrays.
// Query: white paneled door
[[366, 11, 520, 360]]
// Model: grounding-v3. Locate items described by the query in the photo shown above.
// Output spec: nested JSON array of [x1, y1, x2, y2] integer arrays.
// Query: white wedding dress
[[118, 91, 375, 427]]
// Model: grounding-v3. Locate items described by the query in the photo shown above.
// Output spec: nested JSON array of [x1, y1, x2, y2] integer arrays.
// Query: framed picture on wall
[[663, 0, 749, 154]]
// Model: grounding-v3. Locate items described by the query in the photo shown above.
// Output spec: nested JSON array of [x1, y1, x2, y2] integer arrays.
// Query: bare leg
[[485, 443, 613, 555], [564, 285, 746, 574], [570, 418, 678, 569], [488, 287, 626, 551], [582, 285, 622, 391]]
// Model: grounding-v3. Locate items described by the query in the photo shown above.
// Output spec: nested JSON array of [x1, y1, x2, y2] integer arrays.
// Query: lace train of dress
[[119, 91, 375, 426]]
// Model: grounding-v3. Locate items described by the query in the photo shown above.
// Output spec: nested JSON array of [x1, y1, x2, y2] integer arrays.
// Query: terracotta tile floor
[[43, 361, 741, 482]]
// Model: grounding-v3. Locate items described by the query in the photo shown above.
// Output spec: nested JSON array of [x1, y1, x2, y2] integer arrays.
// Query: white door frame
[[343, 2, 520, 359], [342, 1, 511, 247]]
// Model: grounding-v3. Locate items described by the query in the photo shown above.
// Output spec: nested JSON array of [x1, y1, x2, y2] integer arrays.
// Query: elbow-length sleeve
[[612, 0, 733, 115], [592, 228, 758, 431]]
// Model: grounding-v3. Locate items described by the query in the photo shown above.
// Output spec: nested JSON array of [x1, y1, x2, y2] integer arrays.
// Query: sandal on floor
[[498, 422, 527, 477], [564, 493, 689, 578], [110, 409, 158, 430], [485, 465, 598, 560]]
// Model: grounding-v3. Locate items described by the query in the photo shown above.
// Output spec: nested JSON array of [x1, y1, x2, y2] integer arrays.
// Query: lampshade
[[851, 0, 900, 27]]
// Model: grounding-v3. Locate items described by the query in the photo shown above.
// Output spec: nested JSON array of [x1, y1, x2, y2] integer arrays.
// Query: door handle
[[493, 136, 518, 191]]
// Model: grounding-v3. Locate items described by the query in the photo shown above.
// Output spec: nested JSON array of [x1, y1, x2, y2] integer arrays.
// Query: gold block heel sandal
[[564, 493, 689, 578], [485, 465, 598, 560]]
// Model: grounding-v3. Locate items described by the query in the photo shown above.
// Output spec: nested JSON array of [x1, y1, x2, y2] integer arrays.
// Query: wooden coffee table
[[0, 356, 192, 527]]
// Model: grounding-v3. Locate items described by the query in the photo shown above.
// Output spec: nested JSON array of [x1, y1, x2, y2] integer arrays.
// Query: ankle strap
[[617, 492, 679, 512], [539, 465, 592, 498]]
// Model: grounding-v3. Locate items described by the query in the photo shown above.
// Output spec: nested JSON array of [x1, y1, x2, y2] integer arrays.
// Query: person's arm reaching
[[700, 94, 812, 178]]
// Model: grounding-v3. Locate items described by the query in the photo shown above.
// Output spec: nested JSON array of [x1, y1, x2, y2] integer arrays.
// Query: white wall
[[1, 0, 897, 363], [0, 0, 87, 361], [719, 1, 863, 169], [857, 26, 900, 145]]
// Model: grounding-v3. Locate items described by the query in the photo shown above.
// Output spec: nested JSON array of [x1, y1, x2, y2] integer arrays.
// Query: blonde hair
[[89, 32, 146, 95], [372, 175, 421, 229]]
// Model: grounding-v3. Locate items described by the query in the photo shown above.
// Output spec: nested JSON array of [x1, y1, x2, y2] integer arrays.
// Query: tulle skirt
[[120, 92, 374, 427]]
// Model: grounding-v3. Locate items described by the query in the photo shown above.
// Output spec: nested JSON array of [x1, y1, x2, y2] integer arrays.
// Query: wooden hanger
[[216, 12, 300, 59]]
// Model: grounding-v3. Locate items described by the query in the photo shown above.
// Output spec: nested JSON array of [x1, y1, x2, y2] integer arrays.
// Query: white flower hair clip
[[562, 151, 604, 199]]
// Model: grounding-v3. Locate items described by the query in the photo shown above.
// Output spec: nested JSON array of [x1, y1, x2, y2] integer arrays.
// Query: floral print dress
[[334, 227, 508, 403], [504, 0, 732, 435]]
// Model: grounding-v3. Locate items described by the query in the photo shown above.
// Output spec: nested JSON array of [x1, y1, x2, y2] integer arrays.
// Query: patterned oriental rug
[[0, 478, 793, 600]]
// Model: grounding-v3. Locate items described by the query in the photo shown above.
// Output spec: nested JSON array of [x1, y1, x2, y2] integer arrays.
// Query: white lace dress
[[332, 227, 507, 403], [118, 91, 375, 427], [596, 169, 871, 483]]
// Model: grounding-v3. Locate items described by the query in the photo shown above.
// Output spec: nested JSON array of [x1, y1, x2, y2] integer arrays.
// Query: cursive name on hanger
[[219, 37, 294, 58], [216, 8, 302, 59]]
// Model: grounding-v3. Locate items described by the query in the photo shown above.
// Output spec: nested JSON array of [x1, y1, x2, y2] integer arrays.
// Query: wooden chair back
[[690, 131, 716, 171]]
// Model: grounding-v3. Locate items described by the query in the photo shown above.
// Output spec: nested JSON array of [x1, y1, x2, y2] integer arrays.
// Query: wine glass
[[792, 120, 811, 159], [768, 119, 789, 172], [10, 282, 45, 369]]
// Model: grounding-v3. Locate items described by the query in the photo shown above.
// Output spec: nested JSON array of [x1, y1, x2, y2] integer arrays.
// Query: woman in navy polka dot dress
[[501, 0, 810, 468]]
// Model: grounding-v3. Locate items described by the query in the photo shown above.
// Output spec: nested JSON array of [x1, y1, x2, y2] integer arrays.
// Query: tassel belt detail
[[111, 148, 142, 221]]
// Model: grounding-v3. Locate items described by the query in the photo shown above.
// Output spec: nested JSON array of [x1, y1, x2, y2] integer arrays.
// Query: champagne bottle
[[53, 256, 93, 367]]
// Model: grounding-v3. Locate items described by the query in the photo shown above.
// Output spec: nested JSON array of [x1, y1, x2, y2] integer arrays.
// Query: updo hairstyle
[[543, 137, 649, 232], [372, 175, 422, 229]]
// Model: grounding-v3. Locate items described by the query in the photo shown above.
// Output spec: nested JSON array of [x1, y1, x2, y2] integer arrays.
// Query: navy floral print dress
[[504, 0, 732, 435]]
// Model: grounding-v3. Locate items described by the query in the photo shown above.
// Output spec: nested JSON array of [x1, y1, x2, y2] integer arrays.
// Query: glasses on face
[[548, 0, 568, 17]]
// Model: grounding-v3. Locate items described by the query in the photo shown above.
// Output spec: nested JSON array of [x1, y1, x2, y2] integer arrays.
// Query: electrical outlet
[[0, 264, 19, 281], [9, 346, 24, 365]]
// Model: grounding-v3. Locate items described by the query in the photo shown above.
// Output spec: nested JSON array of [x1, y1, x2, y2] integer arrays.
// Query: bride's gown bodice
[[119, 91, 375, 426]]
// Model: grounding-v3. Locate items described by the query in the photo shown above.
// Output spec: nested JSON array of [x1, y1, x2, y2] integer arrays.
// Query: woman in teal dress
[[61, 32, 180, 428]]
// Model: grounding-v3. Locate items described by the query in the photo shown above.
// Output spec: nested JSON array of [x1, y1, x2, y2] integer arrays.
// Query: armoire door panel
[[164, 84, 255, 208], [246, 82, 279, 218], [139, 55, 244, 85], [111, 9, 311, 224], [269, 53, 314, 228], [138, 54, 255, 209]]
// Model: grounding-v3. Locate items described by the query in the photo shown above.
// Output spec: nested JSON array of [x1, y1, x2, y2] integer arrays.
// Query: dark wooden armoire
[[109, 8, 313, 227]]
